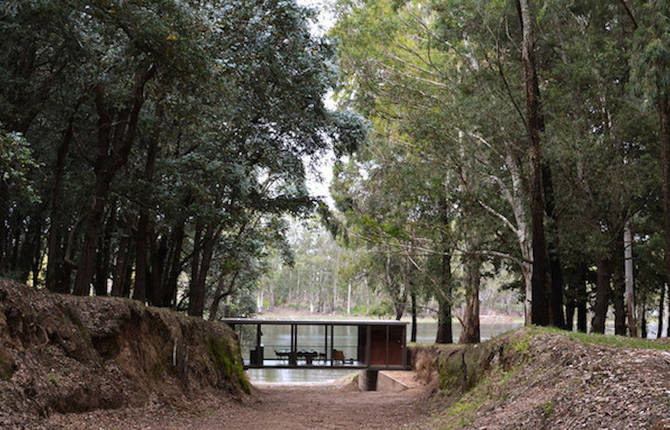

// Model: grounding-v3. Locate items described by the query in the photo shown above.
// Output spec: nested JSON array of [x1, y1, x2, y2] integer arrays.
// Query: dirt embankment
[[0, 278, 249, 428], [409, 328, 670, 429]]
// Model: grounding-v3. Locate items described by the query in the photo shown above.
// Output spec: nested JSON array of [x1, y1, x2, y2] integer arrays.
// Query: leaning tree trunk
[[591, 258, 612, 334], [517, 0, 550, 326]]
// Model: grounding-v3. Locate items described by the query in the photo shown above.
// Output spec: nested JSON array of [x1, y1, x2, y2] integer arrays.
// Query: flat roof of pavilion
[[220, 318, 408, 326]]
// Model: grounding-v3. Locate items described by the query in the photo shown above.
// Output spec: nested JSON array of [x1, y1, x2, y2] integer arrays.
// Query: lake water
[[244, 320, 522, 384]]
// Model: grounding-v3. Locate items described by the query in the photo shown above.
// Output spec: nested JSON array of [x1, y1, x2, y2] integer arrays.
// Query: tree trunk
[[73, 67, 154, 296], [435, 247, 453, 344], [73, 179, 110, 296], [0, 181, 8, 272], [410, 290, 417, 343], [591, 258, 612, 334], [576, 265, 588, 333], [133, 138, 159, 303], [660, 94, 670, 338], [17, 215, 41, 284], [517, 0, 550, 326], [640, 298, 647, 339], [188, 224, 218, 318], [459, 252, 481, 344], [613, 238, 626, 336], [543, 164, 565, 328], [149, 234, 168, 306], [208, 272, 239, 321], [94, 200, 115, 296], [46, 117, 74, 292], [658, 284, 665, 338], [111, 224, 132, 297], [624, 221, 637, 336], [163, 220, 186, 308]]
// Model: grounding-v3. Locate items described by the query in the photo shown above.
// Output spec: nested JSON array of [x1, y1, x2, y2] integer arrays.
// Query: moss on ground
[[207, 336, 250, 394]]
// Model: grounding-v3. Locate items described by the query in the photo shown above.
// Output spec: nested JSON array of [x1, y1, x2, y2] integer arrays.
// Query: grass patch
[[48, 372, 59, 386], [530, 326, 670, 351]]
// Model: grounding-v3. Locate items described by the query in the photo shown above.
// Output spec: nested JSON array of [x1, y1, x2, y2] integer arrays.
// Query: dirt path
[[45, 384, 432, 429]]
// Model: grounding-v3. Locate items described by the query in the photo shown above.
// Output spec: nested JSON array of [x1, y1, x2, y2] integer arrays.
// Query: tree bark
[[543, 164, 565, 328], [94, 200, 116, 296], [576, 265, 588, 333], [660, 94, 670, 338], [163, 219, 186, 308], [410, 289, 417, 343], [149, 234, 168, 306], [111, 218, 133, 297], [46, 116, 75, 292], [640, 298, 647, 339], [613, 238, 626, 336], [658, 283, 665, 338], [188, 224, 218, 318], [623, 221, 637, 336], [435, 248, 453, 344], [133, 138, 159, 303], [517, 0, 550, 326], [436, 196, 453, 344], [591, 258, 612, 334], [73, 179, 110, 296], [459, 252, 481, 344]]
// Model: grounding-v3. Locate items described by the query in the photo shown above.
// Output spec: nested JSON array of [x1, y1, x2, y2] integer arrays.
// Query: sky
[[298, 0, 338, 209]]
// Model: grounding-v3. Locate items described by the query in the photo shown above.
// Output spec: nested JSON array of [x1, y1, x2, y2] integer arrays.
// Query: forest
[[2, 0, 670, 346]]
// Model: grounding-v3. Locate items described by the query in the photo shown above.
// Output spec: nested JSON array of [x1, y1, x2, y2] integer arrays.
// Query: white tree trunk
[[347, 282, 352, 314], [624, 220, 637, 336]]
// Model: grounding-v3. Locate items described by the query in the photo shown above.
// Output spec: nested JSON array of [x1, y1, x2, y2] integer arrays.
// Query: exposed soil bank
[[3, 279, 669, 429], [410, 327, 670, 429], [0, 279, 249, 428]]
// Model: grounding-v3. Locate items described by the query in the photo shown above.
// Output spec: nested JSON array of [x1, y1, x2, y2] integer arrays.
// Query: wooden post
[[385, 325, 389, 367], [324, 324, 328, 363], [330, 325, 334, 367], [402, 325, 407, 369], [366, 326, 371, 367], [256, 324, 261, 349]]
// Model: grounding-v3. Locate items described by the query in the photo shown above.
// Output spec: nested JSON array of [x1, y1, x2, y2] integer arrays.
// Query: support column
[[358, 369, 378, 391]]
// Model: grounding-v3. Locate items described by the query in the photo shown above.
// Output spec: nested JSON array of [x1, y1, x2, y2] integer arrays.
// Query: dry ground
[[45, 383, 433, 429]]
